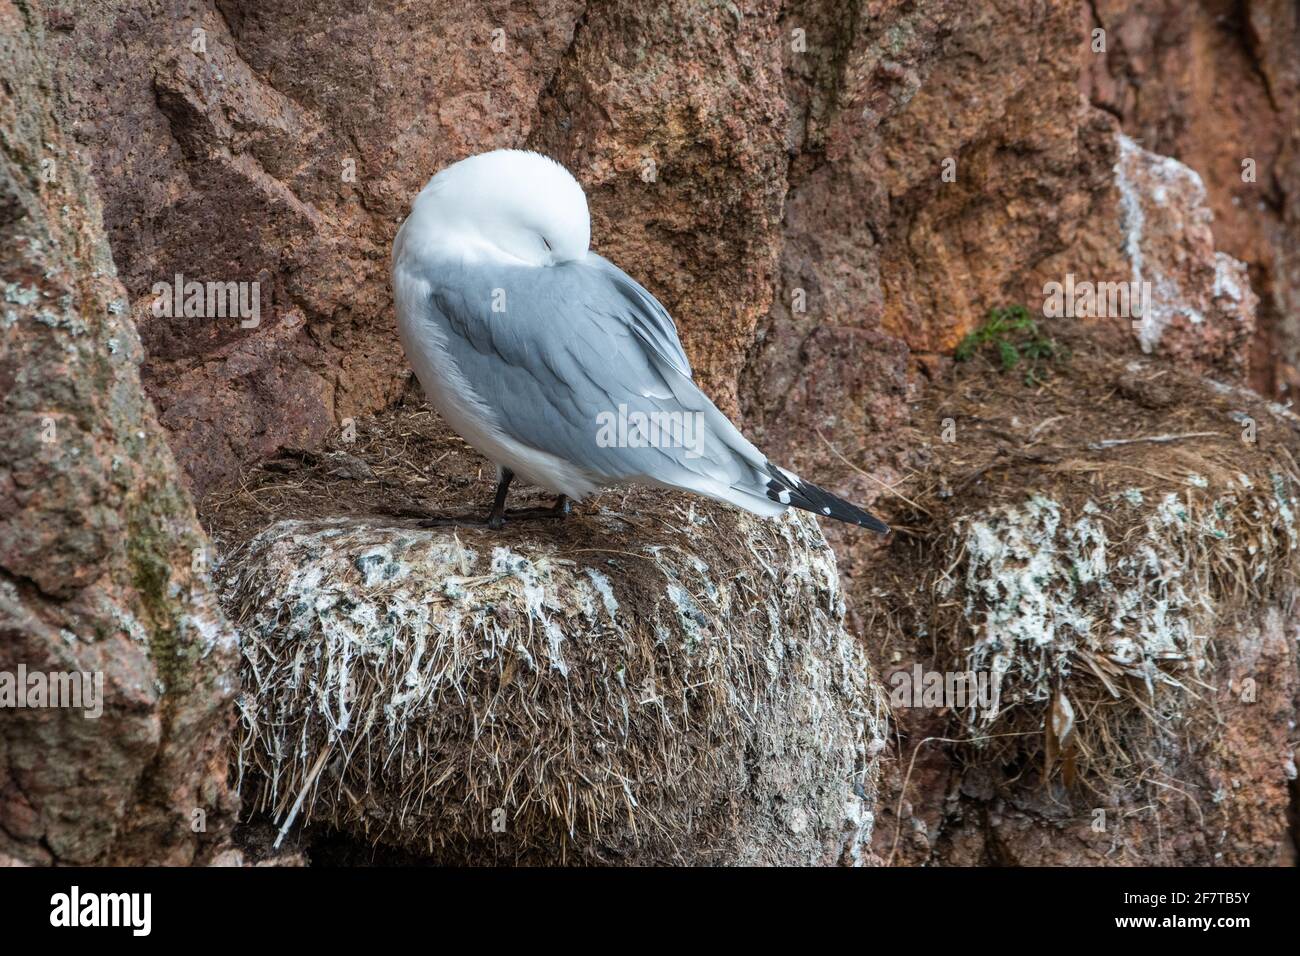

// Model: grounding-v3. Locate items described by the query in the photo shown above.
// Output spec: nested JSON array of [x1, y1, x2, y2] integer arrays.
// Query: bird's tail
[[762, 462, 889, 533]]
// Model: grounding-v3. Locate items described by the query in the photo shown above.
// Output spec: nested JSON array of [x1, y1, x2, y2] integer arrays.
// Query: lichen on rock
[[1114, 132, 1257, 370]]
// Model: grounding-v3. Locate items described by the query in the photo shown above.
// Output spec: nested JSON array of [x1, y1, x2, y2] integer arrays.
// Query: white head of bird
[[395, 149, 591, 269]]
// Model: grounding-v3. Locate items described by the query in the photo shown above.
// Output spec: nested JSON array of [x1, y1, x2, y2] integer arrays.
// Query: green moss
[[125, 490, 201, 697]]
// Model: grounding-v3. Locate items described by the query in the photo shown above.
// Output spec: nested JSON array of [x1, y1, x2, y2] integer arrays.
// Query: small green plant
[[955, 305, 1062, 385]]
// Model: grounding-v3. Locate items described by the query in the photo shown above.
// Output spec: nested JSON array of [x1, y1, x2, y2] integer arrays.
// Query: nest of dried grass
[[869, 349, 1300, 798], [206, 403, 885, 864]]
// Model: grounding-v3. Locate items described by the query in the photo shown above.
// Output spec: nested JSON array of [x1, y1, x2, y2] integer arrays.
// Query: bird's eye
[[542, 236, 552, 252]]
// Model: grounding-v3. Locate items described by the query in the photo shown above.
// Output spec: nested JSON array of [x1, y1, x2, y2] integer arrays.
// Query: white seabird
[[392, 149, 887, 533]]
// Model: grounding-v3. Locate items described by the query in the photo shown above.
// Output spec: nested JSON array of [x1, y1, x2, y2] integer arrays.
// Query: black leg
[[417, 471, 567, 530], [486, 468, 514, 529]]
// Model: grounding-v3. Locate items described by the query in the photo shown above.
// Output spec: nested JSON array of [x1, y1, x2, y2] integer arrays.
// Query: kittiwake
[[392, 149, 888, 533]]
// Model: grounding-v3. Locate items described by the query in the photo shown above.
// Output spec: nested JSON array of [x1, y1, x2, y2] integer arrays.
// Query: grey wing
[[584, 254, 693, 380], [419, 254, 777, 510]]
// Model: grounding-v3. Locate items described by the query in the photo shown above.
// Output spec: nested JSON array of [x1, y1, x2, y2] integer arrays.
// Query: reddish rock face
[[743, 0, 1105, 559], [1, 2, 237, 865], [1081, 0, 1300, 398]]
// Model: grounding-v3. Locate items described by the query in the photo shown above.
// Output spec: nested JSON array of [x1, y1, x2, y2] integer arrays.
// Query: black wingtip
[[764, 463, 890, 534], [853, 510, 891, 534]]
